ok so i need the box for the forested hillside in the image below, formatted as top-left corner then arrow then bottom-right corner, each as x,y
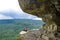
0,19 -> 44,40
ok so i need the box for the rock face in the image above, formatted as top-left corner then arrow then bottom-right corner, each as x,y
18,0 -> 60,32
18,0 -> 60,40
19,29 -> 60,40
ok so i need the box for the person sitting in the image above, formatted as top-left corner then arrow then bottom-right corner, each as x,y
23,27 -> 28,32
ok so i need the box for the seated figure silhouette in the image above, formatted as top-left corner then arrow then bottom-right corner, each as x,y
23,26 -> 28,32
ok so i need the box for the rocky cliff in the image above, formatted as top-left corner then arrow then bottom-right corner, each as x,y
19,29 -> 60,40
18,0 -> 60,40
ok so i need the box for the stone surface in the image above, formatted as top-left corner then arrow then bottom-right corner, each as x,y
19,29 -> 60,40
18,0 -> 60,40
18,0 -> 60,32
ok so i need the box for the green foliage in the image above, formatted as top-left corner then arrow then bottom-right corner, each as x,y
0,19 -> 44,40
16,37 -> 21,40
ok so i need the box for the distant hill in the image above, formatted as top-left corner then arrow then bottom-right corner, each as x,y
0,19 -> 44,40
0,19 -> 14,24
0,19 -> 44,24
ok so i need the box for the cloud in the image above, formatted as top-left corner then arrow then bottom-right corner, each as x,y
0,0 -> 42,20
0,14 -> 13,19
0,0 -> 21,12
32,18 -> 42,20
0,10 -> 42,20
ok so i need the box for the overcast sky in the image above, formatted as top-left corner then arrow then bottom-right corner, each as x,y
0,0 -> 42,20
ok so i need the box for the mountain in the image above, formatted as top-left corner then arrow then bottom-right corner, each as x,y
0,19 -> 43,24
0,19 -> 44,40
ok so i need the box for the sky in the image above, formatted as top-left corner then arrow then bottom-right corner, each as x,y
0,0 -> 42,20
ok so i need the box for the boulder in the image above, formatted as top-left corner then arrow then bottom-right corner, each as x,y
19,29 -> 60,40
